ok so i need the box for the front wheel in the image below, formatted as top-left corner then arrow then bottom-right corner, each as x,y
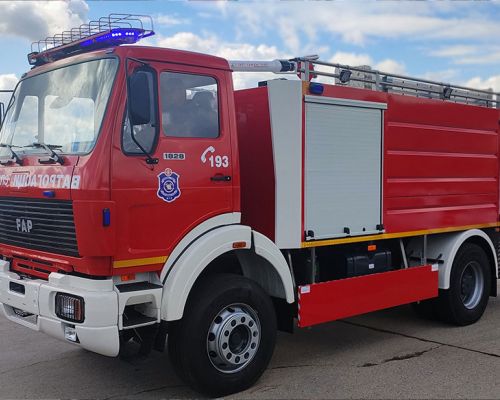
437,243 -> 491,326
168,274 -> 277,397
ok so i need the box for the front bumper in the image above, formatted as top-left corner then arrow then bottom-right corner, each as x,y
0,260 -> 119,357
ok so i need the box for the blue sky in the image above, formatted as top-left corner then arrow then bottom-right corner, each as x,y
0,0 -> 499,97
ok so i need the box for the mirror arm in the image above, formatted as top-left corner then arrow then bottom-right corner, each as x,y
125,58 -> 158,165
130,128 -> 159,165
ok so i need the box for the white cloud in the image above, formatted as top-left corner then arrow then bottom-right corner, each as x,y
422,69 -> 459,82
328,52 -> 406,74
0,0 -> 88,42
157,32 -> 285,61
0,74 -> 17,108
457,51 -> 500,65
156,32 -> 290,89
374,59 -> 406,75
156,14 -> 190,27
429,44 -> 500,65
466,75 -> 500,92
211,2 -> 500,48
0,74 -> 17,90
329,52 -> 373,67
429,45 -> 477,58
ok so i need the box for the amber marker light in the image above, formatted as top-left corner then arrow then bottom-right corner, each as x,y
121,273 -> 136,282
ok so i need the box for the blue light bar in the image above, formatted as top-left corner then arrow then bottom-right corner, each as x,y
28,14 -> 155,67
81,28 -> 151,48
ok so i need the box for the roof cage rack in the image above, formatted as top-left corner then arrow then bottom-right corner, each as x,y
293,57 -> 499,109
28,13 -> 155,67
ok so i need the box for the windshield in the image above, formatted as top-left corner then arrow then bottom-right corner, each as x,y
0,58 -> 118,157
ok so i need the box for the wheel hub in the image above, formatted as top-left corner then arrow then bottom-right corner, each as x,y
459,261 -> 484,310
207,304 -> 260,374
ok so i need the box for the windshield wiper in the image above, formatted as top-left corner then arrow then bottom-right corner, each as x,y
28,142 -> 64,165
0,143 -> 23,166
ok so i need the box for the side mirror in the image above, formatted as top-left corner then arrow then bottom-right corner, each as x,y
127,71 -> 152,126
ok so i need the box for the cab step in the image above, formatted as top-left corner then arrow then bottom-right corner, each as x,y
115,281 -> 163,330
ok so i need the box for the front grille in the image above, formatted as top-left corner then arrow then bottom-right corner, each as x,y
0,197 -> 79,257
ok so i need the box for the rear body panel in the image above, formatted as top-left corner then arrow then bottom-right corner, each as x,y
235,81 -> 500,248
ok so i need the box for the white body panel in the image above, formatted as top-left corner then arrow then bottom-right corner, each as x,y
161,225 -> 252,321
251,230 -> 295,302
161,224 -> 295,321
304,96 -> 386,240
0,260 -> 119,357
160,212 -> 241,282
267,80 -> 303,249
406,229 -> 498,289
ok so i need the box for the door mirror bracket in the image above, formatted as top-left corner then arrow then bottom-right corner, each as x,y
125,59 -> 159,165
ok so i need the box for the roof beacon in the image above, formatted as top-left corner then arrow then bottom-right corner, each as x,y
27,14 -> 154,67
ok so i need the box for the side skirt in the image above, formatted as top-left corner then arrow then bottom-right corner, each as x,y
297,265 -> 438,327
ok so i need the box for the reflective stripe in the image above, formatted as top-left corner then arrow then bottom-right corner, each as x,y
113,256 -> 168,269
301,222 -> 500,248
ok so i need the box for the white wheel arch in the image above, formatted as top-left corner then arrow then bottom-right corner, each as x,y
406,229 -> 498,290
160,214 -> 295,321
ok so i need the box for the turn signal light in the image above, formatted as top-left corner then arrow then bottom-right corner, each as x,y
121,273 -> 136,282
55,293 -> 85,323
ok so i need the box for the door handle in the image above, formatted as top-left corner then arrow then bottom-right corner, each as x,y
211,174 -> 232,182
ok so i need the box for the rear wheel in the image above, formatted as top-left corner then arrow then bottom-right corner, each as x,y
437,243 -> 491,326
168,274 -> 277,397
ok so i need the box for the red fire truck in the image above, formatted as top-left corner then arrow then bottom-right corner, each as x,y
0,14 -> 499,396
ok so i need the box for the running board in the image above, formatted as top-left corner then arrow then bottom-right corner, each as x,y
297,265 -> 438,327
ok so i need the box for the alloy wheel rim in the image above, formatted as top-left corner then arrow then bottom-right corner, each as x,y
206,303 -> 261,374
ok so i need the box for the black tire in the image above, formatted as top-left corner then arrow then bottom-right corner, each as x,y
168,274 -> 277,397
411,298 -> 439,320
437,243 -> 491,326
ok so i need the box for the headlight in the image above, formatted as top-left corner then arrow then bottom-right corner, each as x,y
55,293 -> 85,323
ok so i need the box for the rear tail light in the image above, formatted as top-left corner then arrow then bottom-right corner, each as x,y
55,293 -> 85,323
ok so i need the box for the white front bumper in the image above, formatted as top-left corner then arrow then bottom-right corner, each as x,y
0,260 -> 119,357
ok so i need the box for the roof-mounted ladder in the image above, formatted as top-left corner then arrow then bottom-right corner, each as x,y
230,56 -> 499,109
296,57 -> 499,109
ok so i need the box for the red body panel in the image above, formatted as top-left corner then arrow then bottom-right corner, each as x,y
235,83 -> 500,242
109,53 -> 236,269
234,87 -> 275,240
298,265 -> 438,327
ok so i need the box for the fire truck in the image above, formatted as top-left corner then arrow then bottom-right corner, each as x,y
0,14 -> 499,396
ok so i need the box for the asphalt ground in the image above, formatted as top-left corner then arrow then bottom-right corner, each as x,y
1,283 -> 500,399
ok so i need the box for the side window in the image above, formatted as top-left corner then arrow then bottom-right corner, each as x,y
122,69 -> 158,154
160,72 -> 219,138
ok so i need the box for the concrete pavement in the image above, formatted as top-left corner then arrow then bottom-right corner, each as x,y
1,284 -> 499,399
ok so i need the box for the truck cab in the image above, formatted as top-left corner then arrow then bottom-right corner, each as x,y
0,45 -> 237,277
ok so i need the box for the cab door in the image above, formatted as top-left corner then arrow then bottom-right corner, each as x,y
110,63 -> 234,270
